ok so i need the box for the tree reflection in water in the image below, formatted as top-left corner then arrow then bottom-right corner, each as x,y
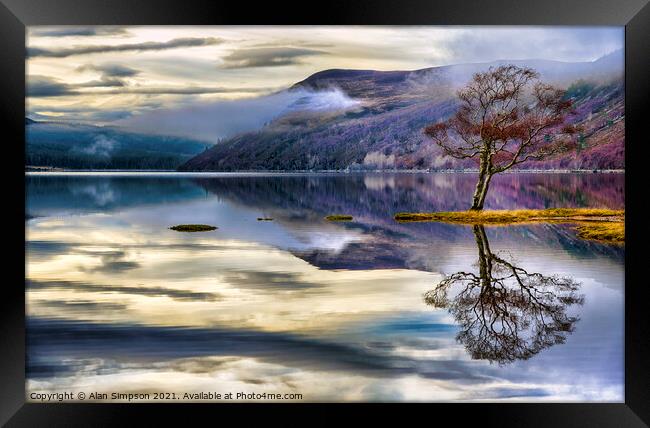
425,225 -> 584,364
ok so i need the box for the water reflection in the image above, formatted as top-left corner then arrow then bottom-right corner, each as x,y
27,172 -> 625,216
425,225 -> 584,364
25,173 -> 624,402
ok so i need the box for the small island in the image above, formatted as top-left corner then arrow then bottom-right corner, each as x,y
169,224 -> 218,232
325,215 -> 354,222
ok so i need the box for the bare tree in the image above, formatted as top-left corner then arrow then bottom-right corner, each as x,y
425,65 -> 575,210
424,225 -> 584,364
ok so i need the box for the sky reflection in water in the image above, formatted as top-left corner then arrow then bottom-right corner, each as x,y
25,173 -> 624,402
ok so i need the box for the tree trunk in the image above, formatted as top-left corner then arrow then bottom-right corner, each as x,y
475,172 -> 493,210
471,161 -> 487,211
470,160 -> 493,211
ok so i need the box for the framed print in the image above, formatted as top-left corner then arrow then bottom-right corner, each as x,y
1,0 -> 649,425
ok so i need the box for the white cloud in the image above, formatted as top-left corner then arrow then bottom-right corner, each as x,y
27,26 -> 623,126
117,88 -> 360,142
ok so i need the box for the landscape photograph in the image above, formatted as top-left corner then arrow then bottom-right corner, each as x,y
25,26 -> 624,402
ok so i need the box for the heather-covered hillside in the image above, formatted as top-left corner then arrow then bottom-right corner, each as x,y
180,51 -> 624,171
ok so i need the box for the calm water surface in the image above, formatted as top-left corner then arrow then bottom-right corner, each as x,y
25,172 -> 624,402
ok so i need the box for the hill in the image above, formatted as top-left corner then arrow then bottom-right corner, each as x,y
180,51 -> 624,171
27,121 -> 211,170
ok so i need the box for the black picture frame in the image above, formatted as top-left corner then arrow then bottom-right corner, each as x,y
2,0 -> 648,425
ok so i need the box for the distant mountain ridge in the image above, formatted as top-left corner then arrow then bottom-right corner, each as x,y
291,50 -> 623,98
27,120 -> 210,170
180,51 -> 624,171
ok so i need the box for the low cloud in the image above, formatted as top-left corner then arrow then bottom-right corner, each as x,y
118,87 -> 360,142
28,37 -> 223,58
287,88 -> 361,111
75,135 -> 119,159
220,47 -> 325,69
444,27 -> 624,64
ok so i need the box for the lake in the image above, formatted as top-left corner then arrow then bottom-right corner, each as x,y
25,172 -> 624,402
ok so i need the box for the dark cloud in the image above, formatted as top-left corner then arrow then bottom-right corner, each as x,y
23,318 -> 442,378
27,74 -> 270,97
79,250 -> 141,274
26,279 -> 221,302
250,40 -> 335,49
30,27 -> 130,38
26,241 -> 259,259
73,63 -> 141,88
26,241 -> 76,259
28,37 -> 223,58
221,270 -> 325,293
77,78 -> 127,88
241,378 -> 266,385
37,300 -> 128,311
26,311 -> 620,398
27,75 -> 77,97
25,243 -> 140,277
99,86 -> 273,95
24,316 -> 503,389
77,64 -> 141,78
221,47 -> 325,69
75,110 -> 134,122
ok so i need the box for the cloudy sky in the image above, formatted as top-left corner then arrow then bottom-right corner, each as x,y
26,26 -> 623,125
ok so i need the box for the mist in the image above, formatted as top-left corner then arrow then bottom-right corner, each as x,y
76,135 -> 118,158
117,88 -> 360,143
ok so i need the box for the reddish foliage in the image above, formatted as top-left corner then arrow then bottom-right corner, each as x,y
426,65 -> 574,172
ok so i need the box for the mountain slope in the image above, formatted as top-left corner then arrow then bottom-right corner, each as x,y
180,52 -> 624,172
27,121 -> 211,170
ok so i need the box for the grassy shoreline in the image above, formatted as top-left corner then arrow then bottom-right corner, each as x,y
394,208 -> 624,244
394,208 -> 624,224
575,223 -> 624,244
